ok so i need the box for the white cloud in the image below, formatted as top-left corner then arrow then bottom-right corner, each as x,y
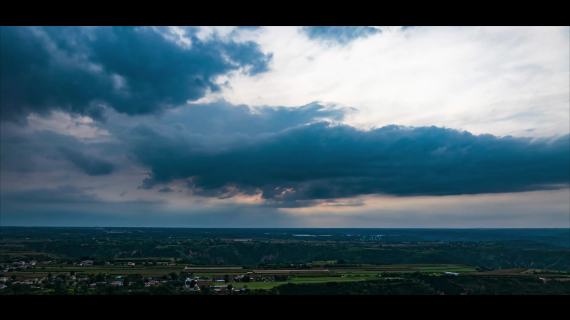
194,26 -> 239,42
216,26 -> 569,137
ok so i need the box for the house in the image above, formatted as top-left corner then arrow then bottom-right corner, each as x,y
110,280 -> 124,287
16,279 -> 36,285
211,285 -> 228,293
196,279 -> 210,287
234,274 -> 251,282
79,260 -> 94,267
144,280 -> 161,287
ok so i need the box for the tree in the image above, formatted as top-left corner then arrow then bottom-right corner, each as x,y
95,273 -> 105,282
200,285 -> 210,294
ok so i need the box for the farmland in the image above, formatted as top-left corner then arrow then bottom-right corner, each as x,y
1,227 -> 569,295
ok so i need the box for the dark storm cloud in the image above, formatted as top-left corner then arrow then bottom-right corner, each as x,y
1,186 -> 168,227
2,99 -> 568,207
0,124 -> 119,176
0,186 -> 101,204
1,193 -> 293,227
303,26 -> 380,44
125,104 -> 570,204
0,27 -> 271,120
158,187 -> 174,193
59,147 -> 114,176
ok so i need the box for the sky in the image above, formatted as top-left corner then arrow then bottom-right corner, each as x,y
1,26 -> 569,228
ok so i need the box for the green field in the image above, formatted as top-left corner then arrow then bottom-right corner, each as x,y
5,263 -> 479,292
230,264 -> 477,290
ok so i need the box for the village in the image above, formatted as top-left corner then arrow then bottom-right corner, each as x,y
0,258 -> 304,294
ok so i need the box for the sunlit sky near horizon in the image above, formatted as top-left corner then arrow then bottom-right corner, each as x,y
1,26 -> 569,227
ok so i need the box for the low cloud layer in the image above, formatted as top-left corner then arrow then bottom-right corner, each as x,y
59,147 -> 115,176
128,103 -> 570,204
3,101 -> 567,208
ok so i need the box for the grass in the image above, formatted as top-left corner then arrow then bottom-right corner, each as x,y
232,265 -> 476,291
233,281 -> 288,290
334,264 -> 477,274
232,274 -> 379,290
